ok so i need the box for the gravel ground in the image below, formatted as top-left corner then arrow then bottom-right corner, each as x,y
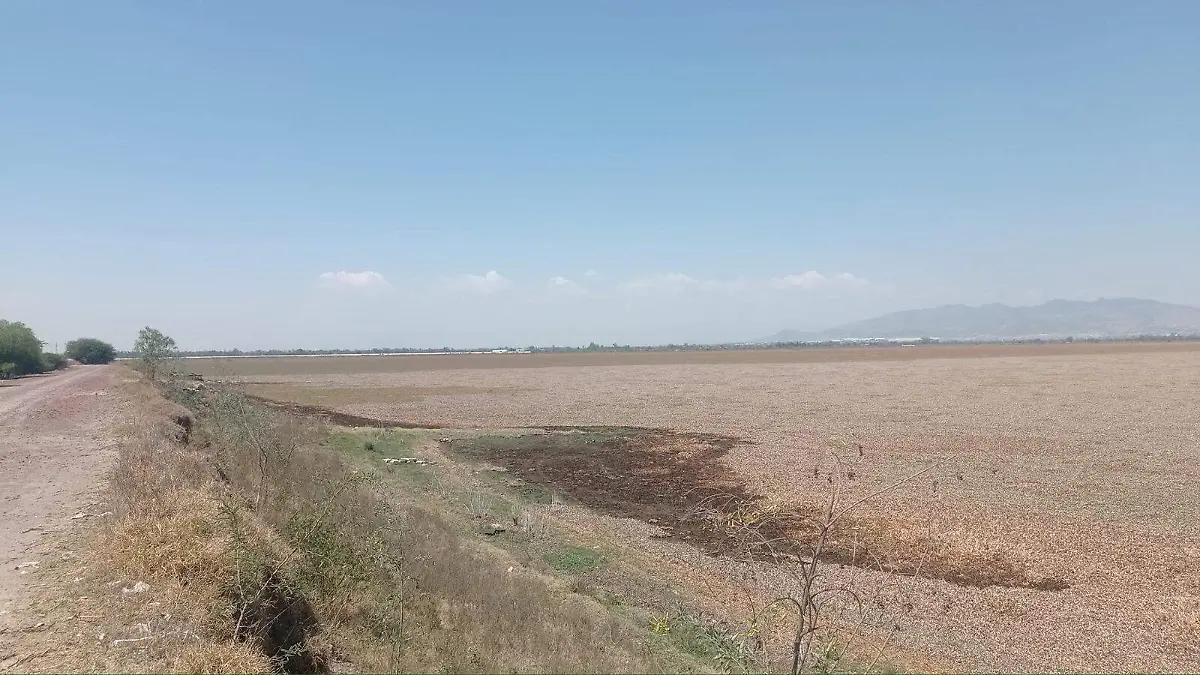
0,366 -> 123,641
209,348 -> 1200,672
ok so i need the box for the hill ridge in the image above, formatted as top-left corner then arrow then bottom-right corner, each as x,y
765,297 -> 1200,342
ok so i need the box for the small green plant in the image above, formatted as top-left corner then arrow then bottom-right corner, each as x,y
649,614 -> 672,634
651,609 -> 763,673
0,362 -> 18,380
547,546 -> 601,573
328,430 -> 416,459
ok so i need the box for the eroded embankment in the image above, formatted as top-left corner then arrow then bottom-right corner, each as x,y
245,394 -> 450,429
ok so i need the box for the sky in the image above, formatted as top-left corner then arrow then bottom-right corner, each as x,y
2,1 -> 1198,350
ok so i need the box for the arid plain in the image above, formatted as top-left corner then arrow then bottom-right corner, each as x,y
191,343 -> 1200,672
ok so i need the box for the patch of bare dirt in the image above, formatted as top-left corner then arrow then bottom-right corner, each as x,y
0,366 -> 125,670
185,341 -> 1200,378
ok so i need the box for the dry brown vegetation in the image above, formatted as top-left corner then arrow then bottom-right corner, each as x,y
28,373 -> 721,674
189,342 -> 1200,672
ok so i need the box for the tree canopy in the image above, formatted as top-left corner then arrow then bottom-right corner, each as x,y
0,320 -> 47,378
134,326 -> 177,379
65,337 -> 117,365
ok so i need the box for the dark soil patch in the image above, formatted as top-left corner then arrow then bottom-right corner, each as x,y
448,429 -> 1068,591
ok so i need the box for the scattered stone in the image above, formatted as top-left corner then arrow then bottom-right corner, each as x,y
121,581 -> 150,594
487,466 -> 508,473
383,457 -> 436,466
15,561 -> 38,571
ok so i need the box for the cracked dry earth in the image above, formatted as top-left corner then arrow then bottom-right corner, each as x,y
0,366 -> 122,654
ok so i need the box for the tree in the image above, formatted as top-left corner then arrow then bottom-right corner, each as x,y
134,326 -> 177,379
65,337 -> 116,365
0,320 -> 47,378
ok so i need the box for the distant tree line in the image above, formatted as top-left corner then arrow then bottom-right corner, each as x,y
0,319 -> 116,379
111,331 -> 1200,360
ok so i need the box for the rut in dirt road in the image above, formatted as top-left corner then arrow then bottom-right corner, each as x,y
0,366 -> 124,625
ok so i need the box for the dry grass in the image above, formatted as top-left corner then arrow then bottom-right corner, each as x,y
51,372 -> 717,674
175,642 -> 272,674
200,344 -> 1200,672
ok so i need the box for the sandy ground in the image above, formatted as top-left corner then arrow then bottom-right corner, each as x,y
0,366 -> 122,633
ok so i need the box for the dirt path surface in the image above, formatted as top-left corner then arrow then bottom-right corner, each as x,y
0,366 -> 122,627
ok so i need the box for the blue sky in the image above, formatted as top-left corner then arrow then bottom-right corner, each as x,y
2,1 -> 1198,349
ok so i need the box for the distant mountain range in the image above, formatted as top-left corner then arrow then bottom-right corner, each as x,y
763,298 -> 1200,342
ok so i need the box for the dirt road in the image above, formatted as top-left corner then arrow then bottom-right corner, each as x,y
0,366 -> 122,626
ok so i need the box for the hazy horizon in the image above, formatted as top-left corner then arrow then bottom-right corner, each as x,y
97,296 -> 1200,352
4,2 -> 1199,350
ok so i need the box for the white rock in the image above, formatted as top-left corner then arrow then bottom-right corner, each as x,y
122,581 -> 150,594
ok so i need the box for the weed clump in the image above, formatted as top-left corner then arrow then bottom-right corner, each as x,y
548,546 -> 602,573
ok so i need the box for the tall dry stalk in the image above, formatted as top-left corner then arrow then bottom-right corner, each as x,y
695,450 -> 938,674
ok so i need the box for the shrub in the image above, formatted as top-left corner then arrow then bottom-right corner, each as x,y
64,337 -> 116,365
0,362 -> 18,380
42,352 -> 68,371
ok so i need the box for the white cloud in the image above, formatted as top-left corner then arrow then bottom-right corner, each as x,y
770,270 -> 868,291
832,272 -> 869,287
547,276 -> 586,295
317,270 -> 391,290
584,269 -> 599,278
448,270 -> 513,295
